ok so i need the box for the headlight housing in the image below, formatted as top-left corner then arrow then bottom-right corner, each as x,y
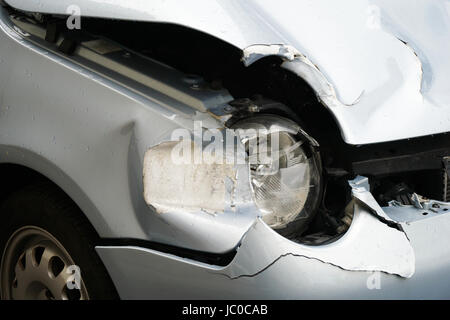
233,115 -> 322,237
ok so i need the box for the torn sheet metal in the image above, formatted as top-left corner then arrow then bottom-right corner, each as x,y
96,203 -> 450,298
280,52 -> 352,108
242,44 -> 299,67
96,189 -> 450,298
242,44 -> 352,112
243,39 -> 435,146
224,203 -> 415,279
348,176 -> 398,224
219,175 -> 415,279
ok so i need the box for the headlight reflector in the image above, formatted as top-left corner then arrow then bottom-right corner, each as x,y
233,115 -> 321,235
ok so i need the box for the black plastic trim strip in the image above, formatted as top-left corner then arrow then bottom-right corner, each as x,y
97,238 -> 237,267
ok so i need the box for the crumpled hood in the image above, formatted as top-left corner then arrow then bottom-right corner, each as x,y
6,0 -> 450,144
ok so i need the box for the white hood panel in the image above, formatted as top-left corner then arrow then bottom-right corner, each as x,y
6,0 -> 450,144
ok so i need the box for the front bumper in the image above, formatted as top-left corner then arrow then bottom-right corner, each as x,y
96,186 -> 450,299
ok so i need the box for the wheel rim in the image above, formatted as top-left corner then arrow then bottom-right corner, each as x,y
1,226 -> 89,300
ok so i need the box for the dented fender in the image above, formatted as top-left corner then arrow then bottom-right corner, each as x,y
222,176 -> 415,279
96,178 -> 450,298
142,139 -> 416,277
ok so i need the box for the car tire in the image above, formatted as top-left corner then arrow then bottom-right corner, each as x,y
0,182 -> 119,300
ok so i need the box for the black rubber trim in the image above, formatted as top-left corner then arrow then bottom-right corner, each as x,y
98,238 -> 237,267
58,36 -> 78,54
352,147 -> 450,176
346,132 -> 450,176
45,20 -> 63,43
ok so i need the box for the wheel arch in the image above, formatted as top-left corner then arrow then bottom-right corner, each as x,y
0,146 -> 108,240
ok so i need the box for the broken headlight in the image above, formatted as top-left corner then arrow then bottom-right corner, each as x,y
233,115 -> 322,237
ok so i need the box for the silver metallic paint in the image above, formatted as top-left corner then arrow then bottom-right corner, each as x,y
96,204 -> 450,299
0,7 -> 249,253
1,2 -> 450,299
5,0 -> 450,144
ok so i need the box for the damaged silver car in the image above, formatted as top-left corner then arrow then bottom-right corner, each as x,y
0,0 -> 449,300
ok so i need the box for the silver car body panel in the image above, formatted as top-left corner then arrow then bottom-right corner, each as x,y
1,2 -> 450,298
5,0 -> 450,144
0,9 -> 263,254
0,7 -> 250,253
96,201 -> 450,299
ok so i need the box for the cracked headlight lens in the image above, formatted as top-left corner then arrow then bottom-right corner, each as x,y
233,115 -> 321,236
